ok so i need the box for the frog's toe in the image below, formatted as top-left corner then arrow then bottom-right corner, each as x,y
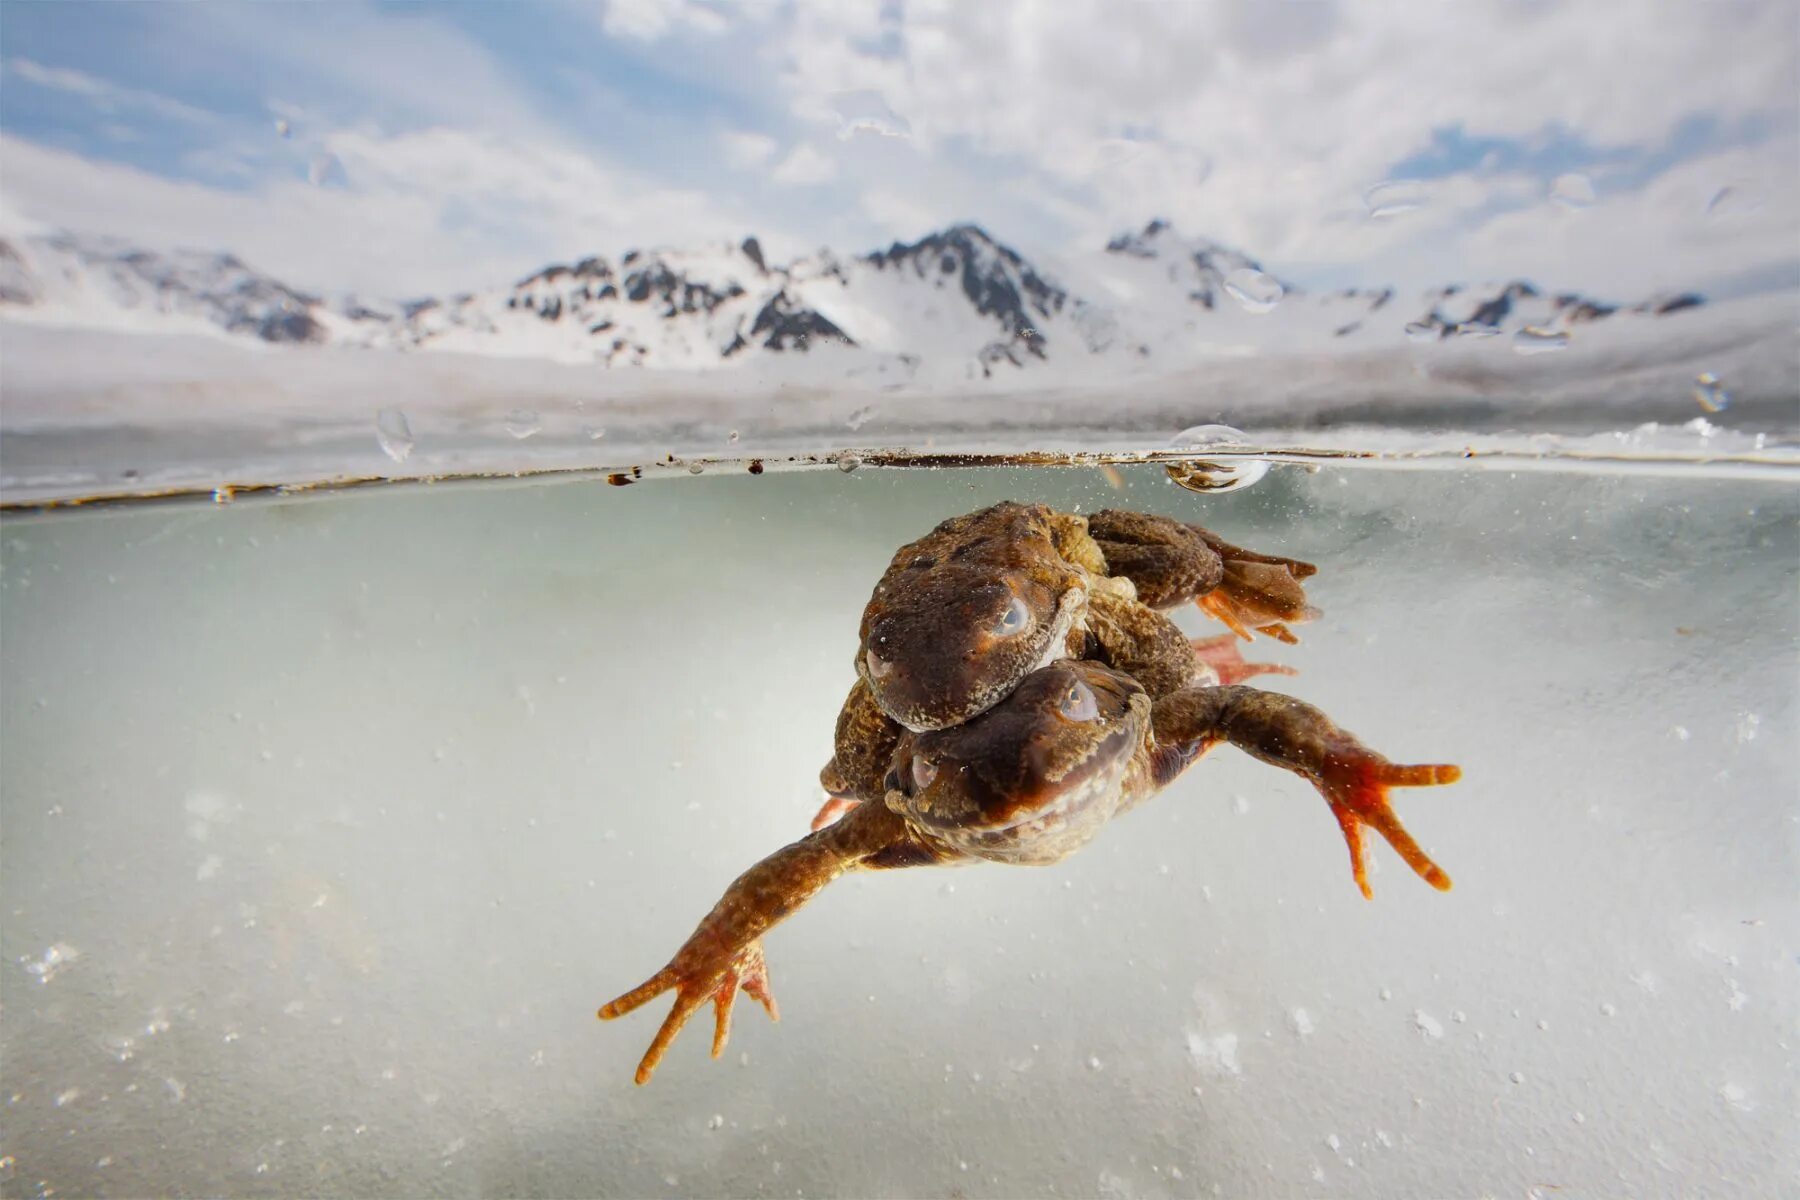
1319,754 -> 1460,900
1191,634 -> 1298,685
809,793 -> 862,832
709,941 -> 779,1058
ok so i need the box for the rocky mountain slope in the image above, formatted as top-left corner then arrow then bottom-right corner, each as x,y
0,221 -> 1706,379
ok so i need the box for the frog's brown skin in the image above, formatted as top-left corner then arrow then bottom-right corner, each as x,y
855,502 -> 1316,735
1084,508 -> 1322,644
599,661 -> 1460,1084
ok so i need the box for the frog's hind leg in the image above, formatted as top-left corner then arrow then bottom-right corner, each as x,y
1195,554 -> 1321,645
1149,685 -> 1458,899
1191,633 -> 1299,685
1085,509 -> 1225,610
1087,510 -> 1319,643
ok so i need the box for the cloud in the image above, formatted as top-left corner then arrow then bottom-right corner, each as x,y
758,0 -> 1798,286
770,142 -> 837,187
5,57 -> 218,126
0,0 -> 1793,301
599,0 -> 733,41
719,129 -> 778,168
0,130 -> 751,296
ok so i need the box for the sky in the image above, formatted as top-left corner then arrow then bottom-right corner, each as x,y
0,0 -> 1794,300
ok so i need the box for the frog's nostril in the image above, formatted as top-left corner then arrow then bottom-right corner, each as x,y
865,648 -> 894,680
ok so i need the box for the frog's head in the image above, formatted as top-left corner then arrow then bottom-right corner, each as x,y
883,661 -> 1149,865
858,561 -> 1087,733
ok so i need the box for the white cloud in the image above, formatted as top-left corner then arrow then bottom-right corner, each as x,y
719,129 -> 778,168
757,0 -> 1798,289
600,0 -> 733,41
0,131 -> 752,296
770,142 -> 837,187
5,58 -> 219,126
1,0 -> 1793,301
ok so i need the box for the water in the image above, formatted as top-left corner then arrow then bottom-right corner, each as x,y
2,461 -> 1795,1197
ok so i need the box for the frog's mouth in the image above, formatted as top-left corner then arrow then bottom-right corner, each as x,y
914,717 -> 1137,863
980,719 -> 1135,836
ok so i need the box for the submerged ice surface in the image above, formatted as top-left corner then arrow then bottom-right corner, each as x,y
0,464 -> 1795,1197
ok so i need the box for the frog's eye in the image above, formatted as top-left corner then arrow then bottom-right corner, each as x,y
1057,680 -> 1099,723
910,755 -> 939,792
865,648 -> 894,680
991,595 -> 1031,637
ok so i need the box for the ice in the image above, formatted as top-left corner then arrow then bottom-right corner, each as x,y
0,463 -> 1795,1196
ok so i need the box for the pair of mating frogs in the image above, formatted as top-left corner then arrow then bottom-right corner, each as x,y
601,503 -> 1459,1084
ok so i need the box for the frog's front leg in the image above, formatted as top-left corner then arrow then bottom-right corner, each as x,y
813,677 -> 906,830
1148,686 -> 1459,899
599,801 -> 933,1084
1087,510 -> 1319,643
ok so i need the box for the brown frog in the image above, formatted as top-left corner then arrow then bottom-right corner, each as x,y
599,660 -> 1459,1084
811,501 -> 1309,830
853,502 -> 1316,735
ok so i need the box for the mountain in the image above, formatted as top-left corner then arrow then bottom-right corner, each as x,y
0,221 -> 1706,377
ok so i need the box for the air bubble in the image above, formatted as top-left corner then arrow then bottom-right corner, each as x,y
1165,425 -> 1269,494
1513,327 -> 1569,355
837,452 -> 862,473
1222,268 -> 1283,314
1364,180 -> 1425,219
727,430 -> 740,444
375,408 -> 414,462
504,409 -> 542,439
688,462 -> 705,475
1403,321 -> 1438,344
23,942 -> 79,984
275,118 -> 292,139
585,426 -> 607,441
1692,372 -> 1729,413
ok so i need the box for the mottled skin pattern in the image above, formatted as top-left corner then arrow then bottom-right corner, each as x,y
814,502 -> 1305,826
599,661 -> 1460,1084
854,502 -> 1315,734
1084,508 -> 1321,644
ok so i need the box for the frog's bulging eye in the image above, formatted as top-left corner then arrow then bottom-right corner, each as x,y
992,595 -> 1030,637
1058,680 -> 1099,723
911,755 -> 938,792
865,648 -> 894,680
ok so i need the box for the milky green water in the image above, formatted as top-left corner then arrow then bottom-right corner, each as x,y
2,462 -> 1795,1198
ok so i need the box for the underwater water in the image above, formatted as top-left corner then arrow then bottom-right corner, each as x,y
1,461 -> 1795,1198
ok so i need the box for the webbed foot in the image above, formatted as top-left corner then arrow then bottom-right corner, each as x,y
1191,633 -> 1299,685
1195,556 -> 1321,643
1315,749 -> 1460,900
599,939 -> 780,1084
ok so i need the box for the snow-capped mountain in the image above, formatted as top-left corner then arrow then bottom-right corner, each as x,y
0,221 -> 1706,377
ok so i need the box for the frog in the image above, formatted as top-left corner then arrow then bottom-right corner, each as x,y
599,659 -> 1459,1084
854,502 -> 1317,736
809,501 -> 1308,831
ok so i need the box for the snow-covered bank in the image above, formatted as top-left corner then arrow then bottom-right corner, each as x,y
2,291 -> 1794,504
